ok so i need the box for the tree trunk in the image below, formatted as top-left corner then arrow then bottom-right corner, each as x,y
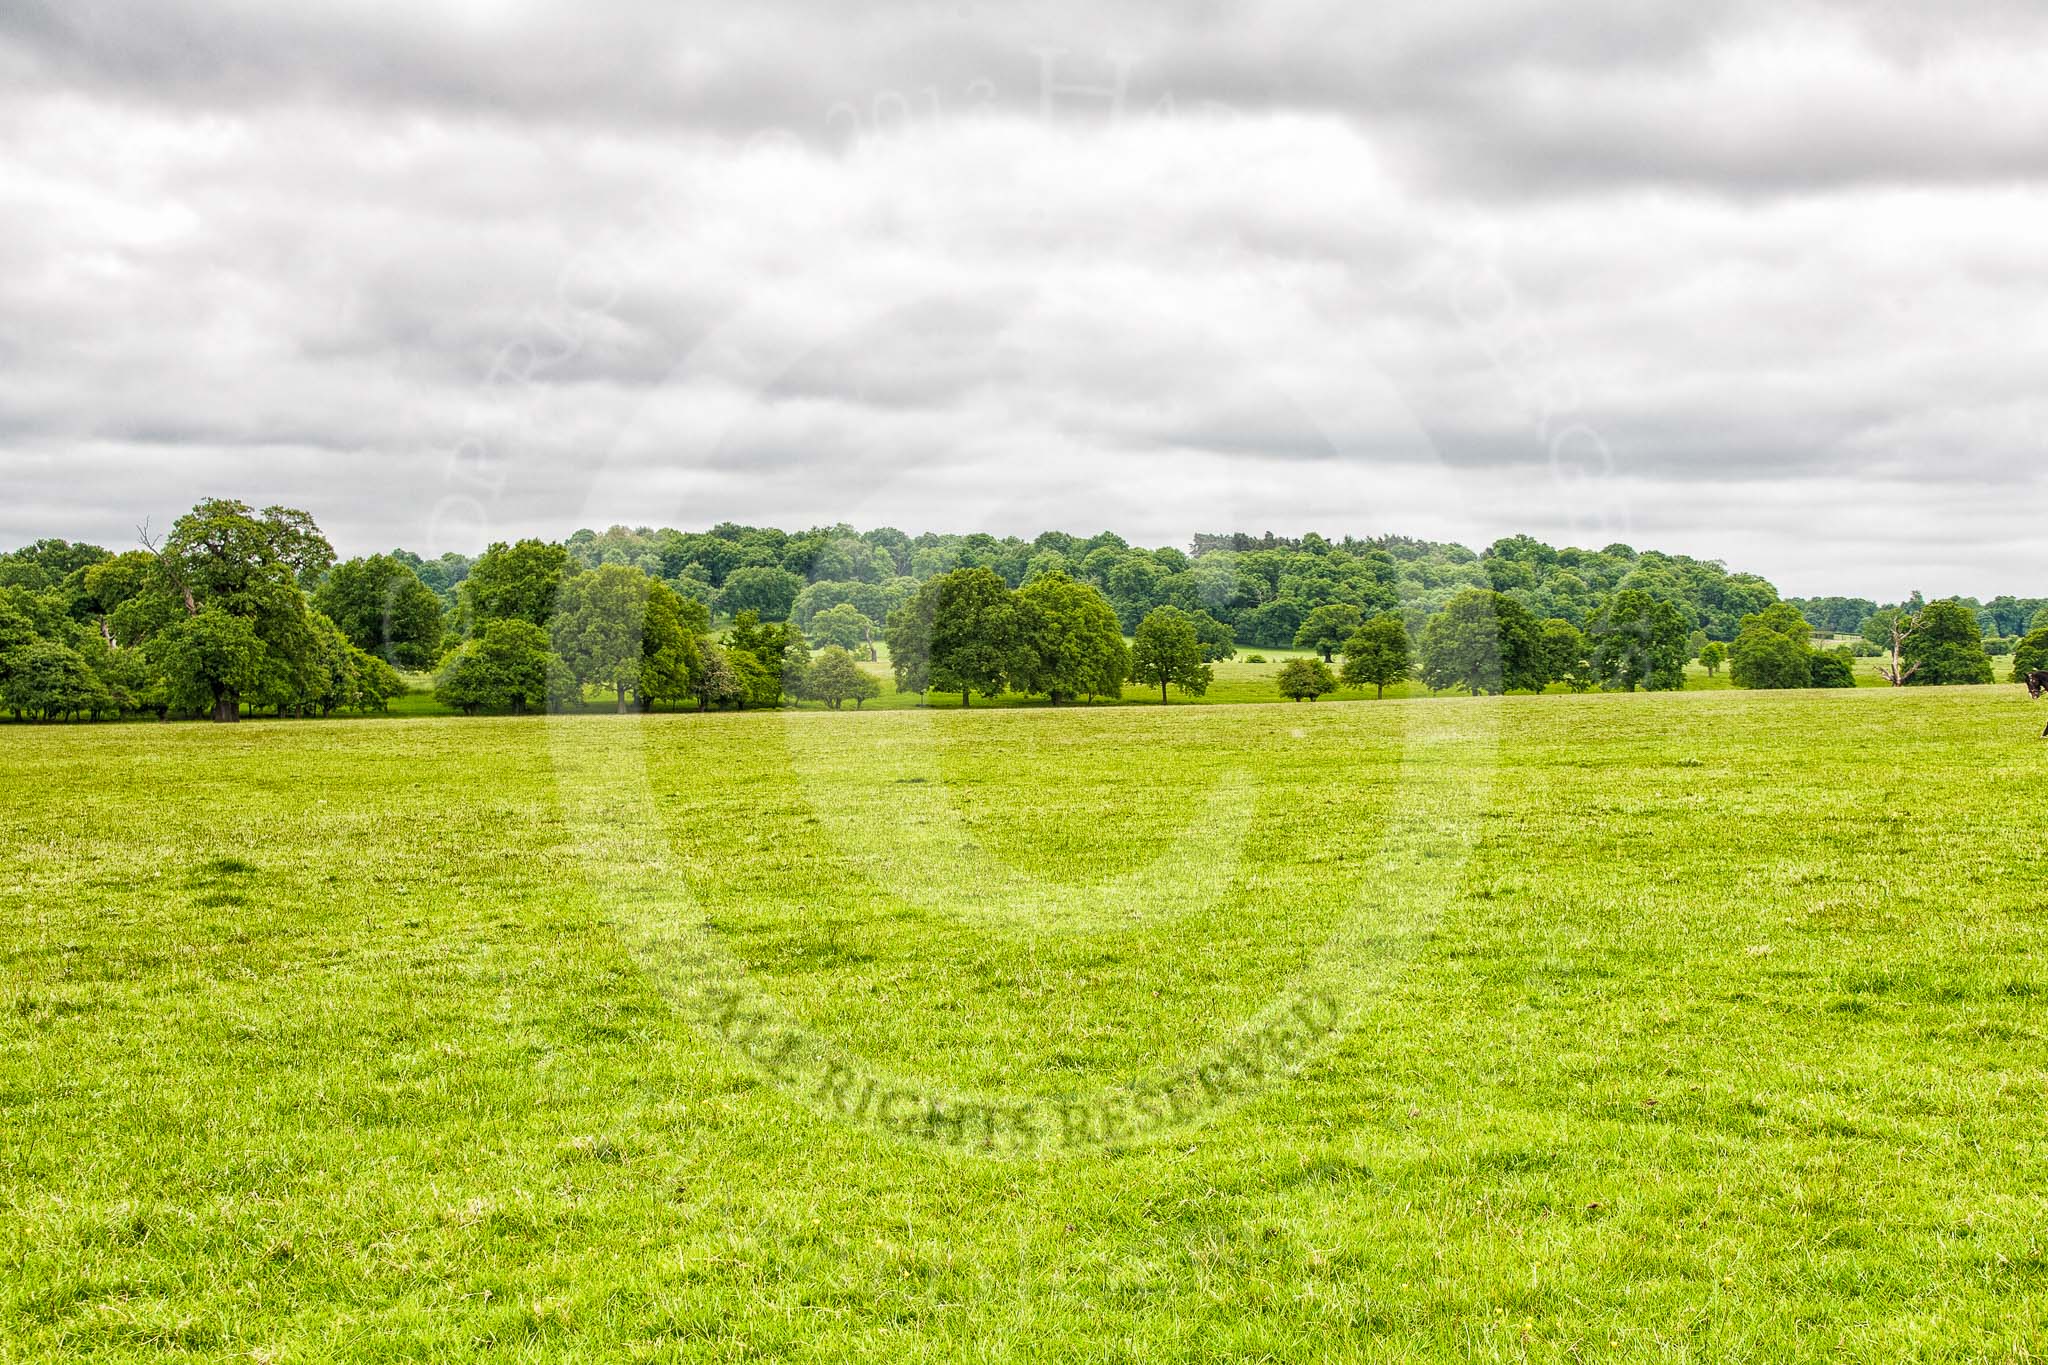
962,688 -> 970,708
211,688 -> 240,723
616,681 -> 627,714
1376,683 -> 1385,699
1160,680 -> 1168,704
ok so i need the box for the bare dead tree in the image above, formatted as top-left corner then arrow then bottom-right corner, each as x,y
137,518 -> 196,616
1873,609 -> 1922,686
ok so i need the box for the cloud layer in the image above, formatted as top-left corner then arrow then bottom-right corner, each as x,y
3,1 -> 2044,597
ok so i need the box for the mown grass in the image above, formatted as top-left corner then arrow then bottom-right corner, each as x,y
3,684 -> 2046,1359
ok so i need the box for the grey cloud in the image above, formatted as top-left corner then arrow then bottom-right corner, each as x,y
1,2 -> 2044,602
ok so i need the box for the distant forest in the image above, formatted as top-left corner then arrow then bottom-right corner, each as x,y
390,522 -> 2040,649
0,505 -> 2038,721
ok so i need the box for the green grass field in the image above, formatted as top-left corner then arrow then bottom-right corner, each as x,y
5,685 -> 2048,1359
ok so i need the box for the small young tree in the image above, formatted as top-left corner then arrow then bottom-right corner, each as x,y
691,644 -> 745,710
1808,648 -> 1857,688
804,645 -> 880,709
1699,641 -> 1727,677
1339,613 -> 1412,698
1128,606 -> 1211,703
1277,656 -> 1337,701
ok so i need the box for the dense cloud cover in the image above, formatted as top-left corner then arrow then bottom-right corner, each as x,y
3,1 -> 2044,597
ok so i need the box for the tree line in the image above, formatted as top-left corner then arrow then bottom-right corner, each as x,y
1254,588 -> 2007,700
0,501 -> 2030,720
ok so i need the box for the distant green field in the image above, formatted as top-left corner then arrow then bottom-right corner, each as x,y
4,684 -> 2047,1359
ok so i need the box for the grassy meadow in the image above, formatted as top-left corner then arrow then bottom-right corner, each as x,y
4,684 -> 2048,1359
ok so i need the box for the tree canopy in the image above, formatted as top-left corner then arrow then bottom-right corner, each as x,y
1729,603 -> 1814,690
1589,589 -> 1690,691
1129,607 -> 1212,703
1277,657 -> 1337,701
1901,600 -> 1994,686
1339,614 -> 1413,698
314,553 -> 446,668
1419,590 -> 1543,695
1014,571 -> 1129,703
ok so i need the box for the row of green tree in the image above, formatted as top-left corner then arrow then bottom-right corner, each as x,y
3,503 -> 2035,720
1257,592 -> 2016,701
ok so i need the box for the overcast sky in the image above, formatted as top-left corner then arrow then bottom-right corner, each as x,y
4,2 -> 2045,599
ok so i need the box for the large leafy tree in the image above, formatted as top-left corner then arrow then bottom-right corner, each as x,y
1589,589 -> 1691,691
1128,606 -> 1212,703
84,551 -> 174,650
280,613 -> 403,716
156,606 -> 267,720
725,611 -> 809,707
1418,590 -> 1543,695
1014,570 -> 1128,703
1537,618 -> 1594,691
930,568 -> 1022,707
637,580 -> 706,710
142,499 -> 334,721
314,554 -> 446,668
1901,599 -> 1994,686
1188,608 -> 1236,662
554,564 -> 661,712
151,499 -> 335,611
460,539 -> 574,630
1340,613 -> 1413,698
1293,604 -> 1364,663
434,618 -> 571,714
1729,603 -> 1814,690
884,580 -> 938,701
